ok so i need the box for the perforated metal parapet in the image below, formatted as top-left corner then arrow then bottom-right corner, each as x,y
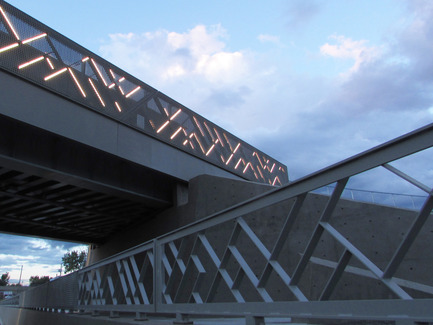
0,1 -> 288,186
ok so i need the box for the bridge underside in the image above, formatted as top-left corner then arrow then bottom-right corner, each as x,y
0,113 -> 179,243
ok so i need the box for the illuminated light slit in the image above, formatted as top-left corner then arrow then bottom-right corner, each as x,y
125,86 -> 141,98
157,120 -> 169,133
235,158 -> 243,170
170,127 -> 183,140
226,153 -> 234,165
163,107 -> 169,116
22,33 -> 47,44
257,166 -> 265,180
149,120 -> 155,129
220,155 -> 225,163
118,86 -> 125,95
270,163 -> 276,173
189,133 -> 194,139
203,122 -> 215,141
279,166 -> 286,173
272,177 -> 282,186
118,77 -> 125,82
109,69 -> 116,79
114,101 -> 122,112
193,134 -> 205,153
88,78 -> 105,107
0,6 -> 20,40
223,133 -> 234,151
81,57 -> 89,62
182,129 -> 188,136
46,57 -> 54,69
214,128 -> 224,147
91,58 -> 108,86
193,116 -> 205,136
0,42 -> 18,53
189,141 -> 195,149
233,143 -> 241,153
68,68 -> 86,97
243,162 -> 252,174
170,109 -> 182,120
253,152 -> 264,168
18,56 -> 44,69
108,83 -> 116,89
206,144 -> 215,156
183,139 -> 188,146
44,67 -> 67,81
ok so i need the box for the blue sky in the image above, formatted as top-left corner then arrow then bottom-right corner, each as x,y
1,0 -> 433,284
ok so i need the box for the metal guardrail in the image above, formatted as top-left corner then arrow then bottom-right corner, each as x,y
0,0 -> 287,186
19,273 -> 78,311
18,123 -> 433,324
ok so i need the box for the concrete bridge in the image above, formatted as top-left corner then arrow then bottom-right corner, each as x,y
1,1 -> 433,324
0,0 -> 287,244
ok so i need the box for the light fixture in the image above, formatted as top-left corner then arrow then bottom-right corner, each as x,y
44,67 -> 67,81
68,68 -> 86,97
18,56 -> 44,69
22,33 -> 47,44
0,6 -> 20,40
88,78 -> 105,107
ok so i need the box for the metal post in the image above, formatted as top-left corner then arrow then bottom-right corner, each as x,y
154,239 -> 162,313
245,316 -> 265,325
109,310 -> 119,318
135,312 -> 149,321
173,313 -> 193,324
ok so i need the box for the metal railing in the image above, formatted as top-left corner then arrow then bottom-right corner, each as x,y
0,0 -> 287,186
17,123 -> 433,324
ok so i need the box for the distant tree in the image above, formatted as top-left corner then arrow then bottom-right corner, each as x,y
0,272 -> 10,286
62,250 -> 87,274
29,276 -> 51,286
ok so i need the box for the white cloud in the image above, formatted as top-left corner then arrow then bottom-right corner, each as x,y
320,35 -> 383,73
258,34 -> 281,45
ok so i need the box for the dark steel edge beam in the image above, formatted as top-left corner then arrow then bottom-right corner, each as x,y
0,153 -> 171,207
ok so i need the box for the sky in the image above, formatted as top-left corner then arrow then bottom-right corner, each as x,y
1,0 -> 433,284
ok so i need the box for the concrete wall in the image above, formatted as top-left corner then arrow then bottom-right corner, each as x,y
88,174 -> 432,301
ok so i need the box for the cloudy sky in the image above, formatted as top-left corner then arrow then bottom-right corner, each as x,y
1,0 -> 432,284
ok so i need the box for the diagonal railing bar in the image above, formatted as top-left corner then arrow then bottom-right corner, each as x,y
270,193 -> 307,260
204,224 -> 246,303
309,255 -> 433,295
189,255 -> 206,303
130,255 -> 151,305
172,236 -> 202,303
382,163 -> 432,194
116,260 -> 132,305
121,259 -> 140,305
228,244 -> 273,302
320,222 -> 412,300
382,194 -> 433,279
319,249 -> 352,301
290,178 -> 348,286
